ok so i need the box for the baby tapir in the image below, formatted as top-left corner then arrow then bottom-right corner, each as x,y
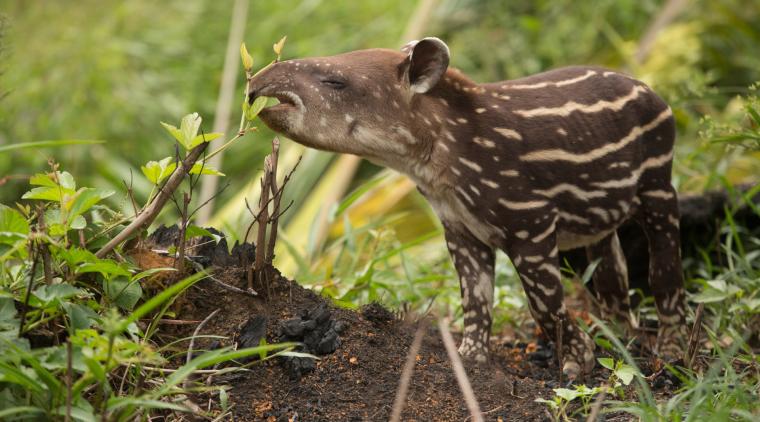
247,37 -> 688,378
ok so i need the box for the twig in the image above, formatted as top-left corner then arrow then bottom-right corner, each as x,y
176,191 -> 192,272
18,245 -> 38,336
252,155 -> 272,292
184,309 -> 221,390
686,303 -> 705,370
95,142 -> 208,258
265,138 -> 281,264
390,323 -> 426,422
37,206 -> 53,285
585,384 -> 608,422
437,318 -> 483,422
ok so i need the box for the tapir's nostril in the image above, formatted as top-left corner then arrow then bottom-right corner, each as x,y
247,89 -> 258,105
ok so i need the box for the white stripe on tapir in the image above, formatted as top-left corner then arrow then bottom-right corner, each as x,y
514,84 -> 648,118
533,183 -> 607,201
591,150 -> 674,189
505,69 -> 597,90
521,108 -> 672,163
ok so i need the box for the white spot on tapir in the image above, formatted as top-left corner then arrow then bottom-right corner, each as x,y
458,157 -> 483,172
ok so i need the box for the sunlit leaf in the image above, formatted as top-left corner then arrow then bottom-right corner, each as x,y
189,162 -> 225,176
597,357 -> 615,370
273,35 -> 287,59
246,96 -> 272,121
0,206 -> 29,245
160,122 -> 184,145
179,112 -> 202,150
189,132 -> 224,149
141,157 -> 177,185
240,42 -> 253,71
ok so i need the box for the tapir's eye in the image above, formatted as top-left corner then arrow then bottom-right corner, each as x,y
320,79 -> 347,90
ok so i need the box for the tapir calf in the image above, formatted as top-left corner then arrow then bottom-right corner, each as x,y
247,37 -> 688,378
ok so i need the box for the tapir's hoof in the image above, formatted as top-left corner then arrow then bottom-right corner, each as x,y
562,331 -> 596,380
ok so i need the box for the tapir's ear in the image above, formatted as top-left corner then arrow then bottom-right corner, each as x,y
401,37 -> 450,94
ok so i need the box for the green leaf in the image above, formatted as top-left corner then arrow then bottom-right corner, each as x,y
141,157 -> 177,185
161,344 -> 297,393
184,225 -> 221,242
273,36 -> 287,59
112,271 -> 206,335
597,357 -> 615,370
32,284 -> 86,306
103,277 -> 143,311
189,162 -> 225,176
67,188 -> 114,219
29,173 -> 59,187
0,406 -> 46,419
534,398 -> 559,409
553,387 -> 581,402
179,113 -> 202,150
0,206 -> 30,245
160,122 -> 185,145
132,267 -> 176,282
240,42 -> 253,71
51,404 -> 97,422
189,132 -> 223,149
246,96 -> 271,121
78,260 -> 131,278
594,337 -> 613,351
56,247 -> 98,268
580,258 -> 602,285
106,397 -> 189,413
58,172 -> 76,190
614,364 -> 640,386
63,302 -> 98,330
22,186 -> 74,202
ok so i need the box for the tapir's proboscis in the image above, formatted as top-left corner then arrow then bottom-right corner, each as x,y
247,37 -> 687,379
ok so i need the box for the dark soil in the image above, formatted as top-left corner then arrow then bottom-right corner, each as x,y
146,226 -> 682,421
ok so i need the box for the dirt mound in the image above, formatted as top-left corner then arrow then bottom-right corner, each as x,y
175,270 -> 560,421
147,227 -> 669,421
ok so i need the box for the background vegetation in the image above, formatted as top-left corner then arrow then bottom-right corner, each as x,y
1,0 -> 759,420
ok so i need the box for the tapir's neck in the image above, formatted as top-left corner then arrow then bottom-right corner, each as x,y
396,71 -> 490,193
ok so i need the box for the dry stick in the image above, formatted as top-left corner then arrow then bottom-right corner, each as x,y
184,309 -> 221,390
389,323 -> 426,422
686,303 -> 705,370
95,142 -> 208,258
176,191 -> 192,272
437,318 -> 484,422
18,246 -> 38,336
253,156 -> 273,292
265,138 -> 281,264
584,384 -> 608,422
36,207 -> 53,285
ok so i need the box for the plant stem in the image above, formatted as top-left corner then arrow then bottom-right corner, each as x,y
95,142 -> 208,258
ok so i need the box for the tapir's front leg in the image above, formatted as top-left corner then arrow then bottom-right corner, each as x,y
443,223 -> 495,363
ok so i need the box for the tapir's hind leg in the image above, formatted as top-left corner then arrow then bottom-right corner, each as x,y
585,232 -> 637,332
634,173 -> 688,359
